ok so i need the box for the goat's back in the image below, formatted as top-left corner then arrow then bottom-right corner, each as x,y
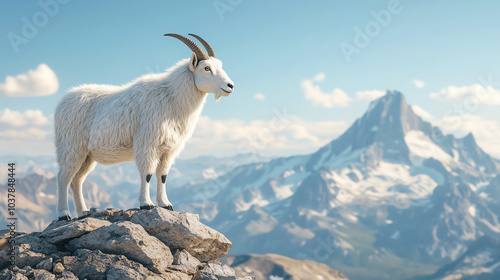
54,85 -> 120,156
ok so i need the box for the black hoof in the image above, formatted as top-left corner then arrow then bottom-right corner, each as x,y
140,205 -> 155,210
58,214 -> 72,221
161,205 -> 174,211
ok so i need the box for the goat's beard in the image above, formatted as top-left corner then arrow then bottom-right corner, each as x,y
215,93 -> 223,101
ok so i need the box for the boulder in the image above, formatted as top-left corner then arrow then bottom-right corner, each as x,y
31,269 -> 55,280
171,249 -> 201,275
9,272 -> 29,280
66,221 -> 173,273
59,270 -> 79,279
63,249 -> 156,280
52,262 -> 64,274
41,217 -> 111,244
13,233 -> 60,257
106,264 -> 191,280
35,257 -> 53,271
193,260 -> 236,280
0,244 -> 46,270
131,208 -> 231,261
106,264 -> 148,280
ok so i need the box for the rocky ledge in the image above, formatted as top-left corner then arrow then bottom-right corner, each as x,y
0,207 -> 254,280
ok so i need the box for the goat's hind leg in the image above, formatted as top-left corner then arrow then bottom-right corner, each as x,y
57,151 -> 88,221
71,155 -> 96,218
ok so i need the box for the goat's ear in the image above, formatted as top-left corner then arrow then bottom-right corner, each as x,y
189,53 -> 198,72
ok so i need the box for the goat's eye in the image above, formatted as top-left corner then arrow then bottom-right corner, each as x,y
204,67 -> 210,71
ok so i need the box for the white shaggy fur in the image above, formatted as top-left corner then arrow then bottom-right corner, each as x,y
55,54 -> 233,219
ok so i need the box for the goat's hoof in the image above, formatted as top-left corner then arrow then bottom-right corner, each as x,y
161,205 -> 174,211
140,205 -> 155,210
58,214 -> 72,221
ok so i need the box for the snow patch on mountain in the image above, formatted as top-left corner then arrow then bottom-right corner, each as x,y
405,130 -> 454,165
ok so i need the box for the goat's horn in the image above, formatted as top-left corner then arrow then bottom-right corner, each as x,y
164,33 -> 209,61
188,33 -> 216,58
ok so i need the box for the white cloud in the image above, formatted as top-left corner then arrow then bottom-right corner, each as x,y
254,93 -> 265,100
0,64 -> 59,97
411,105 -> 433,121
430,84 -> 500,104
356,90 -> 386,101
312,72 -> 325,82
182,116 -> 348,158
0,128 -> 51,140
301,74 -> 352,108
0,109 -> 53,156
0,109 -> 51,127
412,80 -> 425,88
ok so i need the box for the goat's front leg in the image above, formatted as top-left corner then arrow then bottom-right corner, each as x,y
156,155 -> 173,211
135,148 -> 159,210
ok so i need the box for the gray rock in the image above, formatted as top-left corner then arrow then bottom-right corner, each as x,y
42,219 -> 74,233
66,221 -> 173,273
165,271 -> 193,280
131,208 -> 231,261
20,267 -> 54,280
106,264 -> 147,280
10,272 -> 29,280
14,233 -> 60,257
64,249 -> 190,280
193,260 -> 236,280
236,277 -> 255,280
41,217 -> 111,244
0,247 -> 11,269
0,229 -> 23,238
83,207 -> 142,223
0,244 -> 46,270
107,208 -> 140,223
0,268 -> 10,280
0,267 -> 30,280
59,270 -> 79,280
63,249 -> 154,280
32,269 -> 55,280
52,262 -> 64,274
170,249 -> 201,275
106,264 -> 190,280
35,258 -> 53,271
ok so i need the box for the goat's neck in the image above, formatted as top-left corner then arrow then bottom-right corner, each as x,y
160,62 -> 208,122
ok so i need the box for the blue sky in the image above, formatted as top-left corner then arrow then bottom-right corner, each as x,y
1,0 -> 500,158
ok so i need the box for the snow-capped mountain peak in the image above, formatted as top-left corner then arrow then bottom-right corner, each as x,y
306,91 -> 497,176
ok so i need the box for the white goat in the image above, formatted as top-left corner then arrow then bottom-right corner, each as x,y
54,34 -> 234,220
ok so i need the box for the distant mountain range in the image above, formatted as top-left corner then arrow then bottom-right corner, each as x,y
2,91 -> 499,280
0,173 -> 111,232
412,236 -> 500,280
222,253 -> 349,280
